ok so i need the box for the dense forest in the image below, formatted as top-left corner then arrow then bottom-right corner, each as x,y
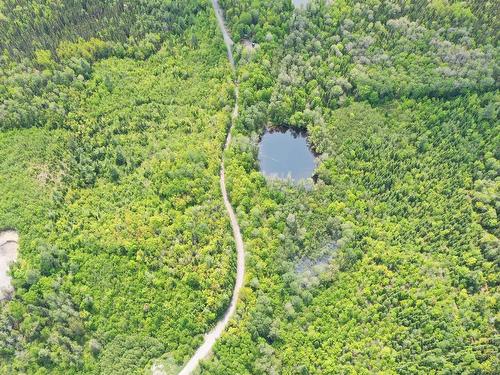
1,1 -> 238,373
200,0 -> 499,374
0,0 -> 498,374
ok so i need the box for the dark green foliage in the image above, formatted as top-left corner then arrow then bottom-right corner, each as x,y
98,335 -> 164,374
0,0 -> 207,58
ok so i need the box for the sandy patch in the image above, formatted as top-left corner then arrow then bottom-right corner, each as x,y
0,230 -> 19,299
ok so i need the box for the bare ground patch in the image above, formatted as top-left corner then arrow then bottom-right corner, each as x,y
0,230 -> 19,300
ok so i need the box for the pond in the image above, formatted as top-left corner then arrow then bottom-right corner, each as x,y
258,128 -> 316,182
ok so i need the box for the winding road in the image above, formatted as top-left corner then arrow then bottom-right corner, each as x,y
176,1 -> 244,374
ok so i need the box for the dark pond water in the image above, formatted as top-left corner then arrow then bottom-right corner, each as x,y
258,128 -> 316,181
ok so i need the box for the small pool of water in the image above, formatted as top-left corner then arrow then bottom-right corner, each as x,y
258,128 -> 316,181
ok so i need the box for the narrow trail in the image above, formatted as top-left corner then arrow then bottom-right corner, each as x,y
176,1 -> 243,374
